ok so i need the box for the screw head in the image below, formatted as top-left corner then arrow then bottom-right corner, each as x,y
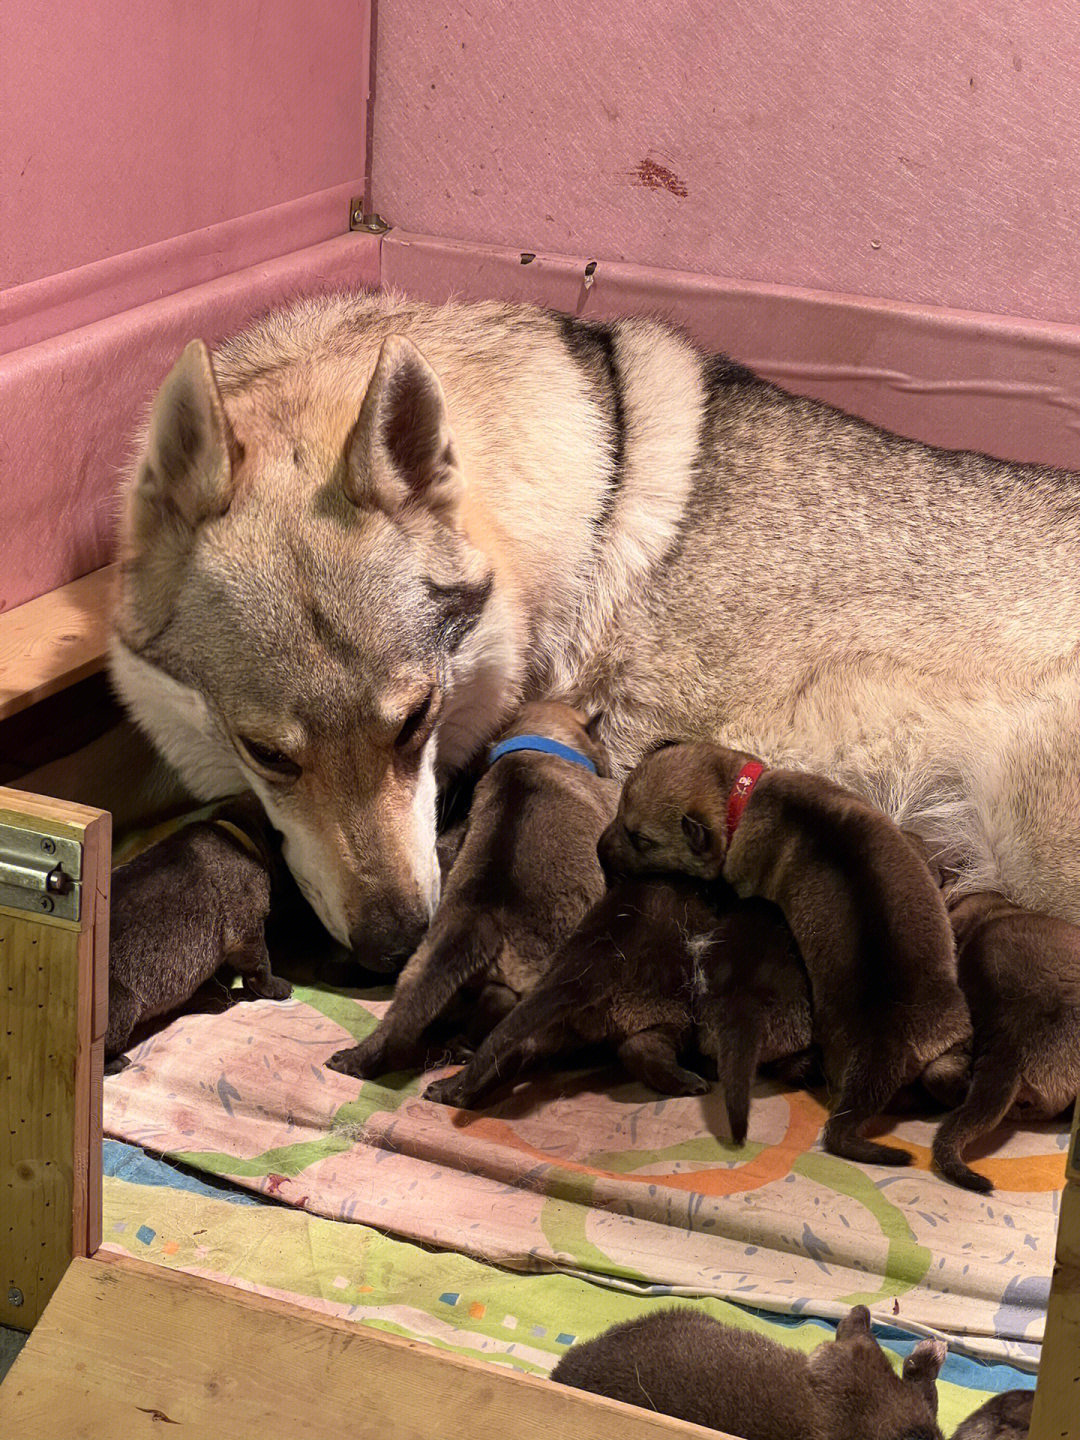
7,1286 -> 23,1307
40,838 -> 56,855
352,208 -> 363,225
38,895 -> 55,913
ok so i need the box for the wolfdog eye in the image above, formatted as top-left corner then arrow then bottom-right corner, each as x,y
238,736 -> 299,778
395,690 -> 435,749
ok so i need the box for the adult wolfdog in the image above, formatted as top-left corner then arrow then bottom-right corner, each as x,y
111,292 -> 1080,967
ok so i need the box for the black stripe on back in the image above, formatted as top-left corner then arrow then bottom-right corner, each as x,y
554,314 -> 627,533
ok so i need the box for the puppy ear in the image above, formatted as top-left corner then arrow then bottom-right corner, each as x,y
903,1339 -> 947,1415
681,813 -> 712,855
646,737 -> 680,757
835,1305 -> 873,1342
345,334 -> 462,525
903,1338 -> 947,1382
585,711 -> 605,742
119,339 -> 238,644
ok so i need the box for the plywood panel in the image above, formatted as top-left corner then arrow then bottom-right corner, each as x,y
0,1257 -> 720,1439
0,566 -> 114,720
384,232 -> 1080,473
1029,1106 -> 1080,1440
2,0 -> 371,289
0,789 -> 108,1328
372,0 -> 1080,326
0,233 -> 380,612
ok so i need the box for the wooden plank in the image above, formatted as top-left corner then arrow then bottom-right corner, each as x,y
0,1256 -> 721,1440
0,566 -> 115,721
1029,1103 -> 1080,1440
0,788 -> 109,1329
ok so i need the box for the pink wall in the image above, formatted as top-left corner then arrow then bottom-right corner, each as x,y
371,0 -> 1080,326
2,0 -> 370,289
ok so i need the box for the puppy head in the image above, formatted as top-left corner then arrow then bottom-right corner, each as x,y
809,1306 -> 944,1440
598,740 -> 739,882
500,701 -> 611,777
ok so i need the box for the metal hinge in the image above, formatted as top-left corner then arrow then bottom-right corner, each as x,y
349,196 -> 390,234
0,821 -> 82,921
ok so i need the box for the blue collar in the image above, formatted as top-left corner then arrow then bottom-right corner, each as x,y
487,733 -> 599,776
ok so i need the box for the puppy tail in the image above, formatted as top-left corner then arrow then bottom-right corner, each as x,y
932,1050 -> 1020,1194
716,1022 -> 762,1146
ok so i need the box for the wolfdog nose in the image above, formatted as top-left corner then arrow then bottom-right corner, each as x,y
349,907 -> 430,974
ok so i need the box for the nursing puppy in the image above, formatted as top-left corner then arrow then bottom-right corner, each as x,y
600,742 -> 968,1166
424,874 -> 811,1140
106,795 -> 291,1063
950,1391 -> 1033,1440
551,1304 -> 946,1440
326,702 -> 618,1079
930,891 -> 1080,1192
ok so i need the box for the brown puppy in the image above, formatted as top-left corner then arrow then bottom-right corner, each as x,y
600,742 -> 968,1166
107,794 -> 291,1063
950,1391 -> 1033,1440
551,1304 -> 946,1440
929,891 -> 1080,1192
326,702 -> 618,1079
424,874 -> 811,1140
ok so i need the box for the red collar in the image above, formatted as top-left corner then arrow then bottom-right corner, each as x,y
726,761 -> 765,840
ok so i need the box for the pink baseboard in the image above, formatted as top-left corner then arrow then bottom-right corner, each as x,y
0,182 -> 364,357
383,231 -> 1080,473
0,233 -> 380,614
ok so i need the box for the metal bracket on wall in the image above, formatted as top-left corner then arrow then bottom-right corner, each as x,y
0,822 -> 82,921
349,196 -> 390,234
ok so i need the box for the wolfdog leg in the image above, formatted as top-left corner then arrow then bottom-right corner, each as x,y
327,910 -> 502,1079
932,1050 -> 1020,1193
618,1026 -> 709,1097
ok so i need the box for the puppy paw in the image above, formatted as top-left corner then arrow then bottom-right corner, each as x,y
326,1038 -> 385,1079
251,974 -> 293,1001
423,1074 -> 468,1106
328,1036 -> 408,1082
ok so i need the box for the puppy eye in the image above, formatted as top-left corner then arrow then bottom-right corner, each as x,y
626,830 -> 653,852
396,690 -> 435,749
239,737 -> 300,778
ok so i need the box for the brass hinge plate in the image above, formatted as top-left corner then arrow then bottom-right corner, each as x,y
0,821 -> 82,921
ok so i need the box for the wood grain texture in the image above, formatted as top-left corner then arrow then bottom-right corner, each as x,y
1029,1104 -> 1080,1440
0,566 -> 114,720
0,1257 -> 722,1439
0,788 -> 108,1329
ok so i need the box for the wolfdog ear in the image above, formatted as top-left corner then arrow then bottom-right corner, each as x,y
136,339 -> 237,532
119,340 -> 238,643
345,335 -> 463,524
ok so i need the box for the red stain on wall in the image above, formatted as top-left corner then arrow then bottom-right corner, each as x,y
634,157 -> 688,197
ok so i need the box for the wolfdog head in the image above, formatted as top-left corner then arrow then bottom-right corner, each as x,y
111,315 -> 499,969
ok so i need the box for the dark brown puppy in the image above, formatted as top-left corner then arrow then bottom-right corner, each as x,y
326,702 -> 618,1079
107,794 -> 291,1063
599,741 -> 968,1166
950,1391 -> 1033,1440
551,1303 -> 945,1440
424,874 -> 811,1140
928,890 -> 1080,1192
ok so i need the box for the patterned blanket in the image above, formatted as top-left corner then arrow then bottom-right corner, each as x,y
103,982 -> 1067,1371
99,1140 -> 1033,1436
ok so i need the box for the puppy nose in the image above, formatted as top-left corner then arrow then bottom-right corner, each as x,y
349,903 -> 429,974
597,829 -> 620,884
